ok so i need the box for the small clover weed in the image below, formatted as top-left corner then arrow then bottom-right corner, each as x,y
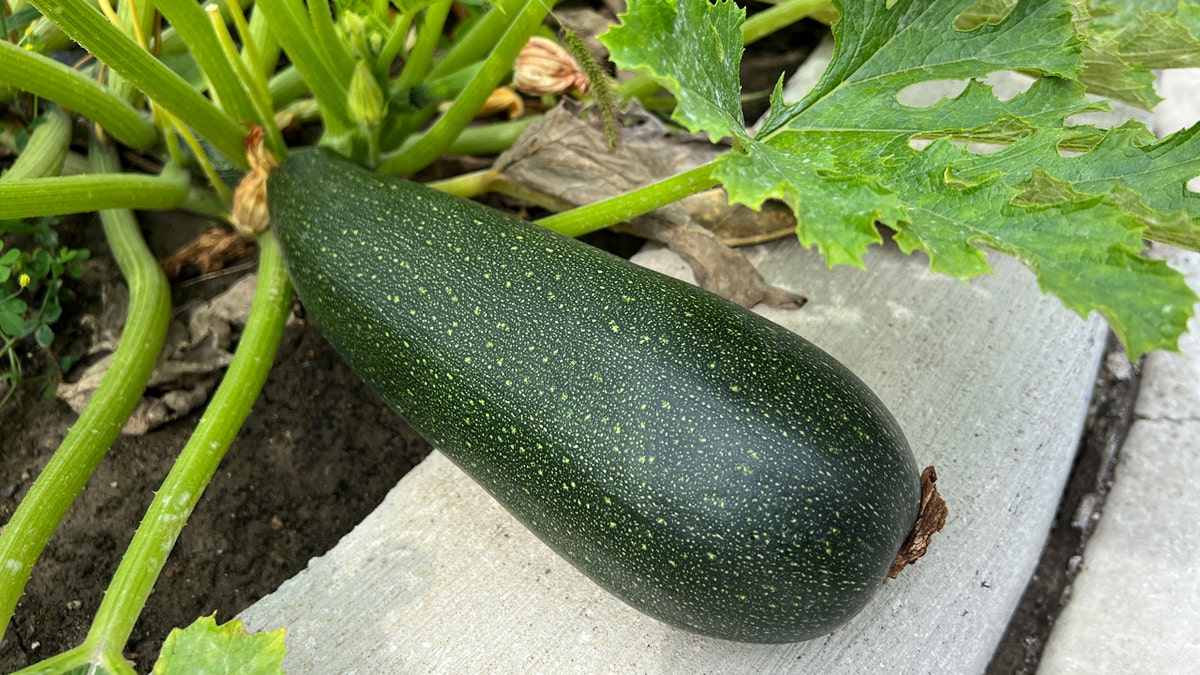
0,216 -> 89,409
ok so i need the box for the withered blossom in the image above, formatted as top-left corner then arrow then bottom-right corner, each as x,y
512,36 -> 590,96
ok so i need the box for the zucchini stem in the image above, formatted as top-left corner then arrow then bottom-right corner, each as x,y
82,232 -> 293,659
0,137 -> 172,640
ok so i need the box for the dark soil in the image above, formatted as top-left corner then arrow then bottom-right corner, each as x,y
0,214 -> 433,673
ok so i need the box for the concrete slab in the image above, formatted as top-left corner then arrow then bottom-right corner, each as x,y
239,234 -> 1107,672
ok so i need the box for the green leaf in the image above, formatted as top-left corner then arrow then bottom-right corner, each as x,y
891,137 -> 1195,355
1077,0 -> 1200,108
152,614 -> 286,675
0,298 -> 29,336
604,0 -> 1199,357
34,323 -> 54,349
601,0 -> 748,143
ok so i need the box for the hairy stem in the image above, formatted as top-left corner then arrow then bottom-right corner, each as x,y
27,0 -> 247,166
0,41 -> 157,150
742,0 -> 831,45
378,0 -> 554,175
151,0 -> 262,127
82,232 -> 293,658
255,0 -> 354,137
0,138 -> 172,641
536,161 -> 720,238
0,167 -> 190,219
0,106 -> 72,181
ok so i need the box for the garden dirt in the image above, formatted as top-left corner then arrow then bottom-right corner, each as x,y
0,215 -> 434,673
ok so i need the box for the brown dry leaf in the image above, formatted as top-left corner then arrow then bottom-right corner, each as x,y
495,105 -> 805,308
57,274 -> 287,433
161,228 -> 257,280
889,466 -> 949,578
680,190 -> 796,247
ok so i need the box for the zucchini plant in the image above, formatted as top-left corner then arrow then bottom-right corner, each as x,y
0,0 -> 1198,670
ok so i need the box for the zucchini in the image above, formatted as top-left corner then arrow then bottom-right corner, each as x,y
269,147 -> 922,643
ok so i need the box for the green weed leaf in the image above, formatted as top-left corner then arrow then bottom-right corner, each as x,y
0,298 -> 29,336
152,614 -> 286,675
34,323 -> 54,349
603,0 -> 1200,357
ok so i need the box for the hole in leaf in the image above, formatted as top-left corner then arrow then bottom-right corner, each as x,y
954,0 -> 1018,31
1065,107 -> 1148,131
980,70 -> 1034,101
1188,176 -> 1200,194
896,79 -> 970,107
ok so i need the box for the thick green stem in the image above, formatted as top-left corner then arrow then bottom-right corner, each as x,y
105,0 -> 158,105
255,0 -> 354,136
742,0 -> 831,45
308,0 -> 355,79
205,3 -> 287,157
0,139 -> 172,643
444,114 -> 537,156
428,0 -> 527,80
373,8 -> 414,77
0,41 -> 157,150
0,106 -> 71,181
243,0 -> 283,81
536,161 -> 720,238
27,0 -> 247,166
82,232 -> 293,657
268,65 -> 309,108
377,0 -> 554,175
393,0 -> 452,92
150,0 -> 262,127
0,167 -> 190,219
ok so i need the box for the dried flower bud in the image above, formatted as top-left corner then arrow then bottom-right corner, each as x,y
231,126 -> 278,237
512,36 -> 590,96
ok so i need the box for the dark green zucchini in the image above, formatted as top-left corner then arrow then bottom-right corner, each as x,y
269,147 -> 922,643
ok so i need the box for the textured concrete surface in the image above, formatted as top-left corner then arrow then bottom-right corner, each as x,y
1038,69 -> 1200,675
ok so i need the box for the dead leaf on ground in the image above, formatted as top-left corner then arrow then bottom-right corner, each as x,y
680,190 -> 796,246
495,105 -> 804,309
58,273 -> 294,434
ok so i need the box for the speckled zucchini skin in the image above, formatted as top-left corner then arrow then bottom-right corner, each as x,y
269,147 -> 921,643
